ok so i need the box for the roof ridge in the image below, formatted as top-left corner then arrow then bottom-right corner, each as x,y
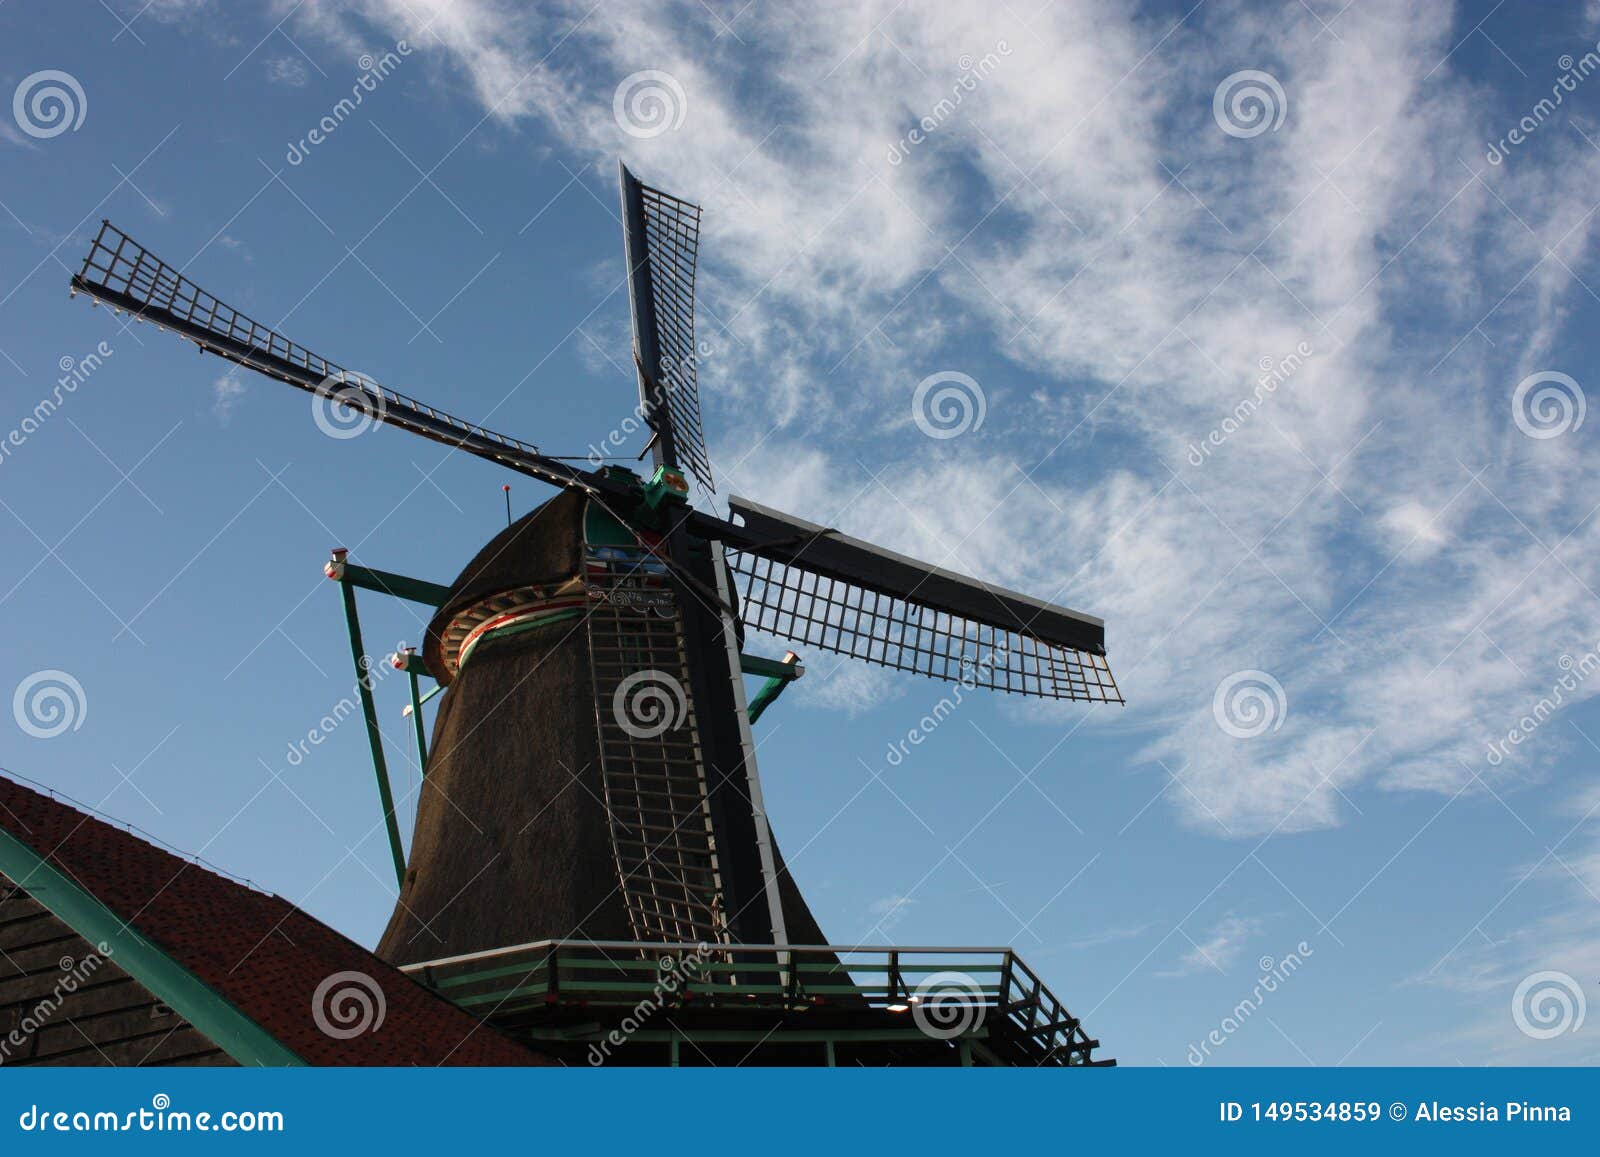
0,766 -> 274,897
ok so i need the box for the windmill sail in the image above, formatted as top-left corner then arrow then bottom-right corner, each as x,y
69,221 -> 608,497
702,498 -> 1122,703
619,163 -> 713,492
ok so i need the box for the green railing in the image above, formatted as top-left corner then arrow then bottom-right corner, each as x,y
402,940 -> 1107,1065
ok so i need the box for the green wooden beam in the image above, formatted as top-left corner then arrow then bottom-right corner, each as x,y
337,577 -> 407,887
744,651 -> 803,725
0,827 -> 304,1067
738,653 -> 804,680
406,667 -> 429,771
338,561 -> 451,607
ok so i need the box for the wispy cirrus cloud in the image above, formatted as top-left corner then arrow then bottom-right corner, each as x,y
276,0 -> 1600,827
1159,914 -> 1264,977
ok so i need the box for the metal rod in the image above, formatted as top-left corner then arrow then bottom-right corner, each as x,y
503,484 -> 512,528
337,577 -> 406,887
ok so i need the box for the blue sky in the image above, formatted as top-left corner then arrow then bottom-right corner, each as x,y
4,0 -> 1600,1066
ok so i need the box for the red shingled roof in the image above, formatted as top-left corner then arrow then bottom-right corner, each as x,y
0,773 -> 548,1066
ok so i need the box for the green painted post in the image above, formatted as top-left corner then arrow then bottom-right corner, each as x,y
338,577 -> 407,888
406,665 -> 429,771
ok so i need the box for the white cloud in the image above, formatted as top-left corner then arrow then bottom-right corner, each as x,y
265,56 -> 310,87
0,120 -> 39,150
792,655 -> 906,718
1159,914 -> 1263,977
213,371 -> 246,424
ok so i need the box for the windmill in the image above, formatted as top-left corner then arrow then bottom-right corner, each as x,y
65,163 -> 1123,1066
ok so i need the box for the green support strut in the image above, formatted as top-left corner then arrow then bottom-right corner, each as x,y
404,651 -> 429,771
745,651 -> 803,724
333,559 -> 407,888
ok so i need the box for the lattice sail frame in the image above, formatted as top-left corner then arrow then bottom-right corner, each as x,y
70,221 -> 562,477
725,549 -> 1122,703
625,177 -> 714,492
